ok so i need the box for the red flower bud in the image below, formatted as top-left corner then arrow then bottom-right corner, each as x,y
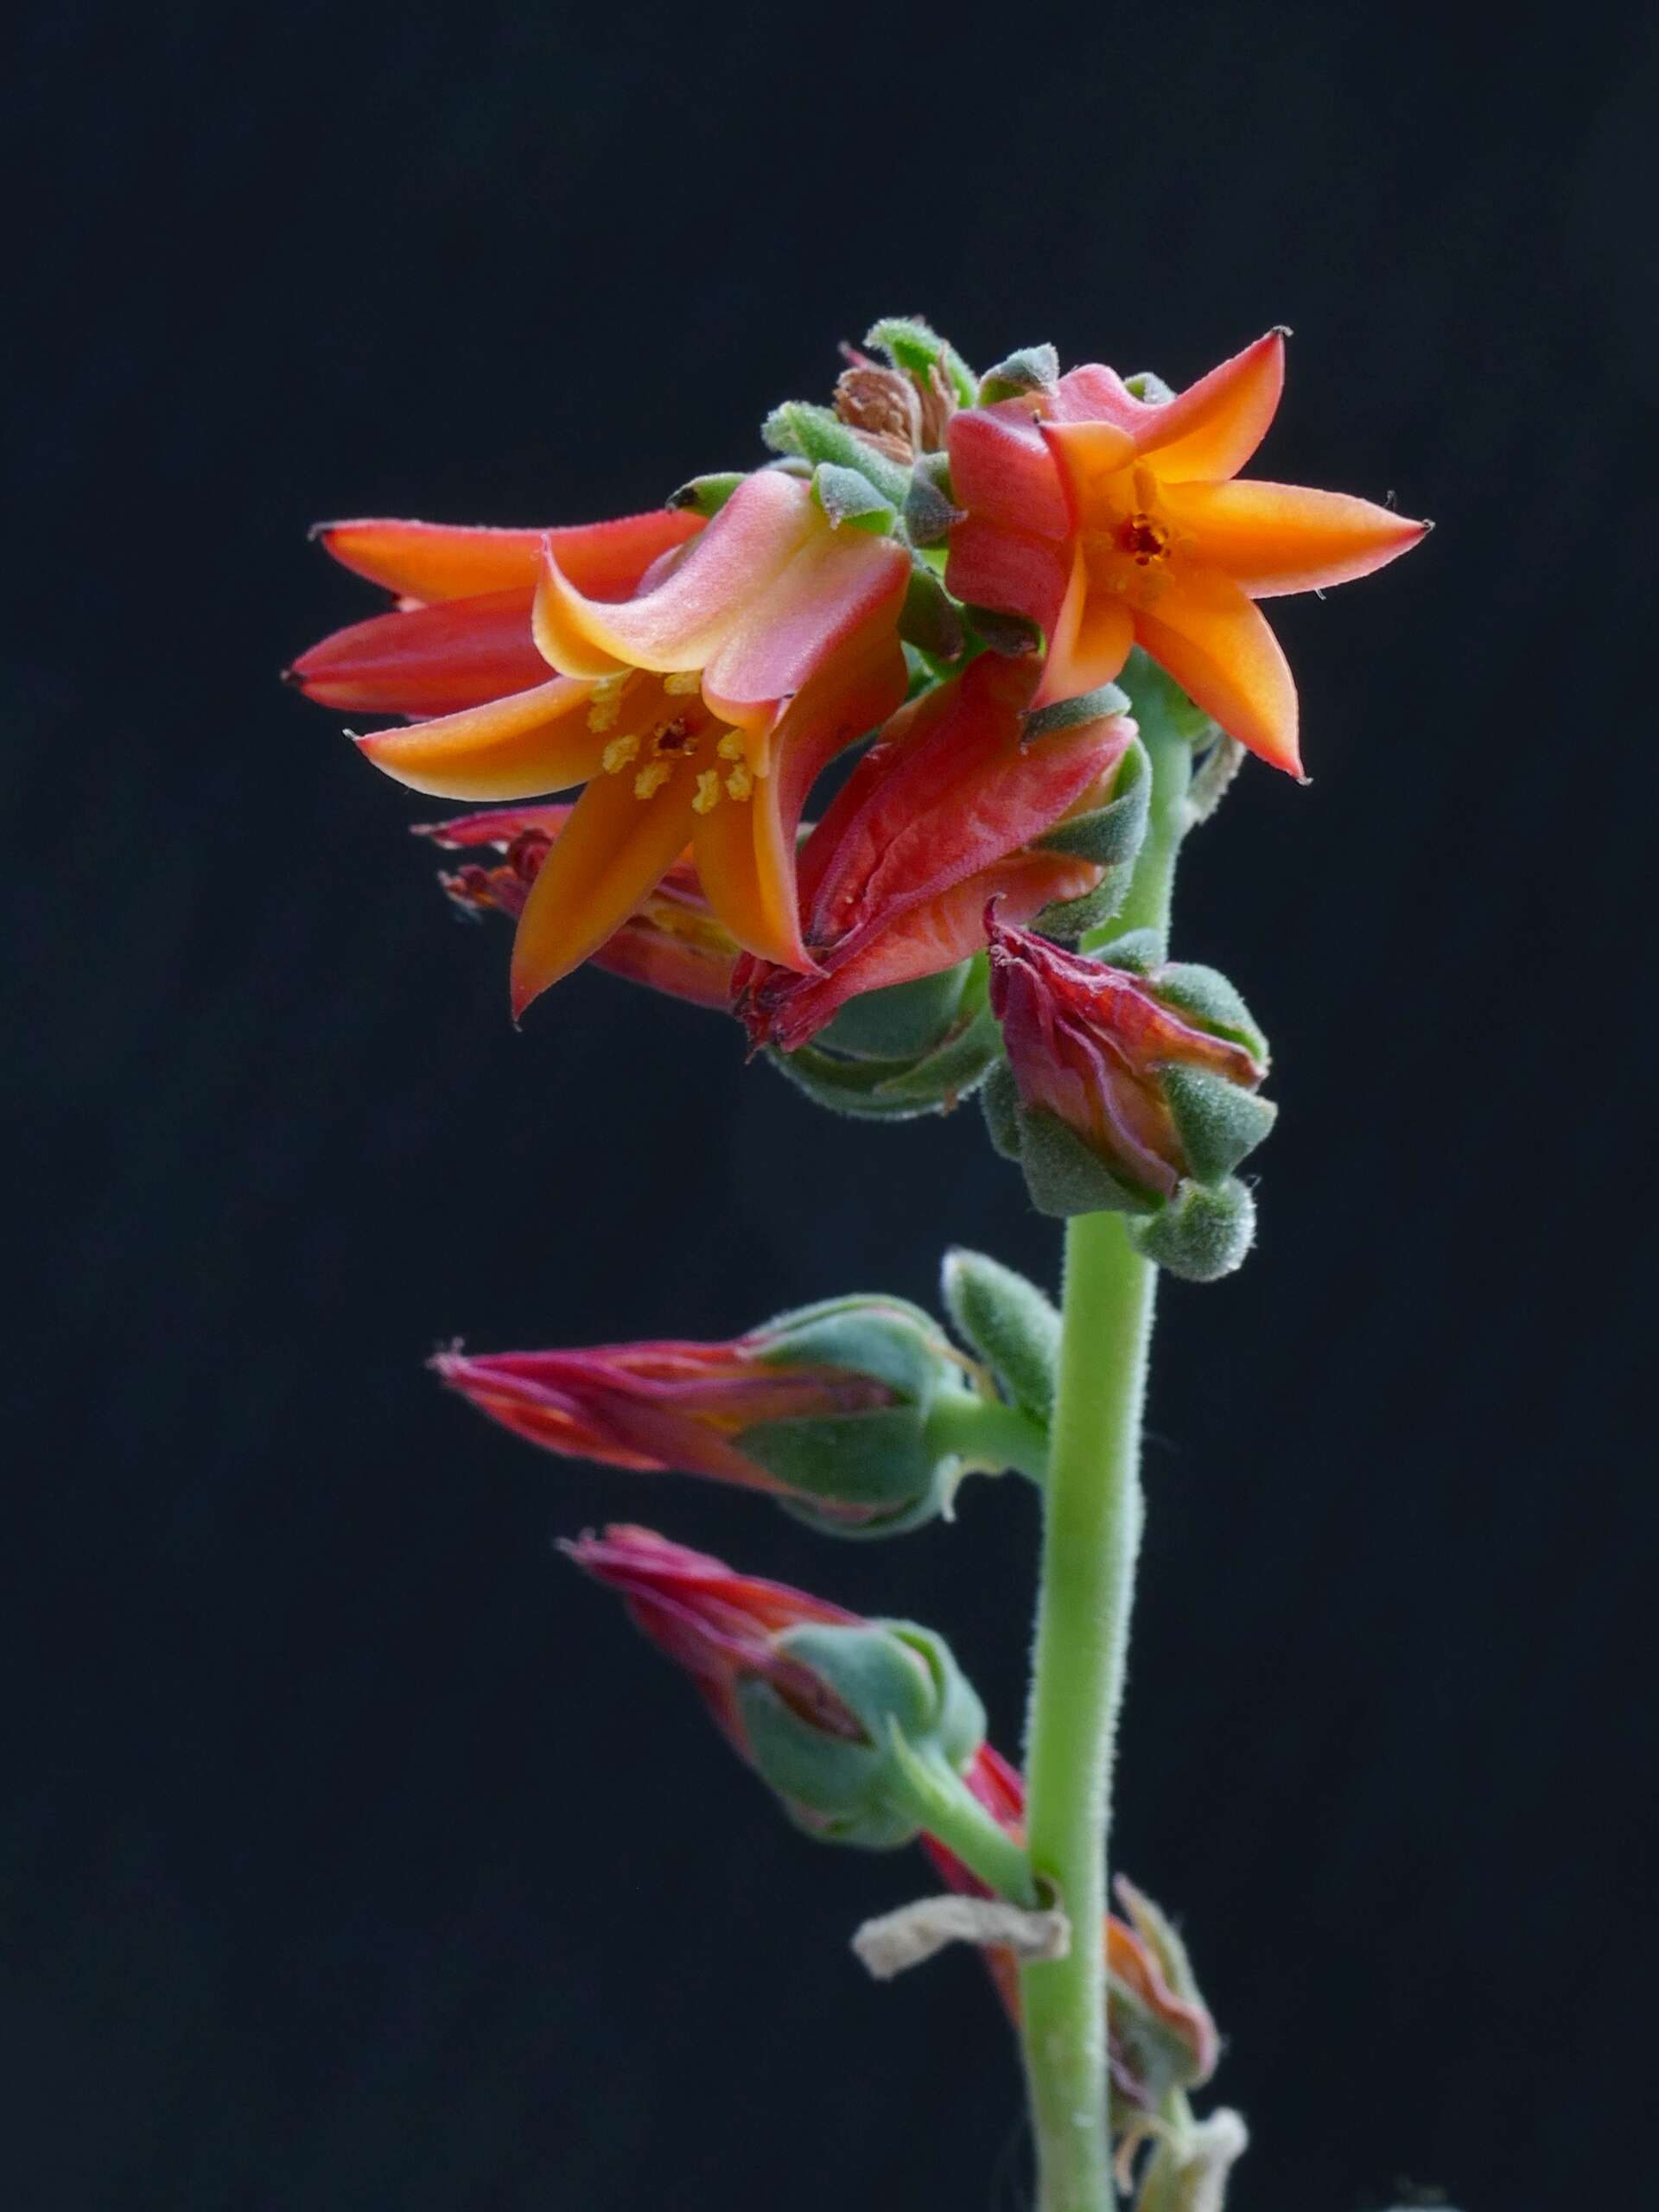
737,654 -> 1138,1052
415,804 -> 739,1011
986,912 -> 1268,1202
435,1296 -> 973,1533
563,1523 -> 862,1765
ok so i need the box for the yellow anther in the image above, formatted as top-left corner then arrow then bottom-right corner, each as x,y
587,696 -> 622,734
633,761 -> 675,801
715,731 -> 747,761
601,733 -> 641,774
724,762 -> 753,803
692,768 -> 721,815
663,670 -> 702,696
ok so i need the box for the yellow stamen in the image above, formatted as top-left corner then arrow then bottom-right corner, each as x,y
724,762 -> 753,803
663,671 -> 702,696
601,733 -> 641,774
585,673 -> 631,733
692,768 -> 721,815
715,731 -> 746,761
633,761 -> 675,800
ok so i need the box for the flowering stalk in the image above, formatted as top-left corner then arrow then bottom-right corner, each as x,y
1016,705 -> 1191,2212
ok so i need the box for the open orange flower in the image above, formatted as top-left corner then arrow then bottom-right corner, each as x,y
946,331 -> 1428,776
342,472 -> 910,1011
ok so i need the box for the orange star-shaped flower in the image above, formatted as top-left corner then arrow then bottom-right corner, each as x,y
945,331 -> 1428,776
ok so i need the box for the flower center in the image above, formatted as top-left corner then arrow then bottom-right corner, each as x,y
588,672 -> 760,814
1078,465 -> 1179,609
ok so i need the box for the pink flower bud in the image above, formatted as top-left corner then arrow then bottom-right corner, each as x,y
737,654 -> 1139,1052
986,912 -> 1268,1202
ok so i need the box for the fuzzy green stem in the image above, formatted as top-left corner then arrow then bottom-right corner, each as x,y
1016,721 -> 1190,2212
922,1387 -> 1051,1484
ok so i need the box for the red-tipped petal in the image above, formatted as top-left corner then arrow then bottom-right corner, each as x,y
289,589 -> 546,715
701,526 -> 909,717
313,508 -> 702,604
353,677 -> 607,800
1160,478 -> 1430,597
1133,569 -> 1301,775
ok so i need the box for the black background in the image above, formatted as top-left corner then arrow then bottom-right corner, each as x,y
8,5 -> 1655,2208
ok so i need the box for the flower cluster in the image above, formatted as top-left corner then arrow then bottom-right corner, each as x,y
292,318 -> 1422,1185
293,317 -> 1423,2199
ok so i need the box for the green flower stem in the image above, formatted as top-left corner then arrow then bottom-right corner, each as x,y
885,1728 -> 1039,1905
922,1387 -> 1051,1484
1016,721 -> 1191,2212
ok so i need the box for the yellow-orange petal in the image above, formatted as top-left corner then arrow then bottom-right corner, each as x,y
353,677 -> 606,799
509,767 -> 698,1014
1135,331 -> 1286,484
690,769 -> 808,973
532,473 -> 817,681
1131,569 -> 1302,776
1159,479 -> 1429,597
1033,550 -> 1135,709
314,510 -> 702,604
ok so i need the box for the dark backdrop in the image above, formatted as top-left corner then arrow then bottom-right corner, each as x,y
8,5 -> 1655,2208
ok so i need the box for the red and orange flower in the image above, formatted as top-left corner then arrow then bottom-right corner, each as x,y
946,330 -> 1427,776
296,474 -> 910,1010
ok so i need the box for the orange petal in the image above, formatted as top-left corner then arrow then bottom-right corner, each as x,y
510,769 -> 698,1013
1033,550 -> 1135,709
1135,330 -> 1285,483
532,473 -> 817,681
1160,479 -> 1429,597
691,772 -> 806,972
314,509 -> 702,604
1132,569 -> 1302,776
353,677 -> 606,799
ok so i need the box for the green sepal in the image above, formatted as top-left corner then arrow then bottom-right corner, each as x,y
1123,369 -> 1175,404
1121,644 -> 1222,750
940,1248 -> 1061,1423
1023,683 -> 1131,741
864,315 -> 977,406
1031,742 -> 1151,938
769,963 -> 1001,1122
1161,1067 -> 1277,1183
1129,1177 -> 1257,1281
761,402 -> 911,508
983,1080 -> 1158,1217
1153,962 -> 1268,1061
667,470 -> 746,517
977,343 -> 1059,403
1089,927 -> 1164,974
817,963 -> 969,1060
737,1618 -> 986,1848
747,1292 -> 949,1402
963,606 -> 1045,658
899,563 -> 966,660
741,1409 -> 941,1530
979,1058 -> 1022,1159
903,451 -> 961,546
1033,740 -> 1149,866
812,462 -> 899,536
